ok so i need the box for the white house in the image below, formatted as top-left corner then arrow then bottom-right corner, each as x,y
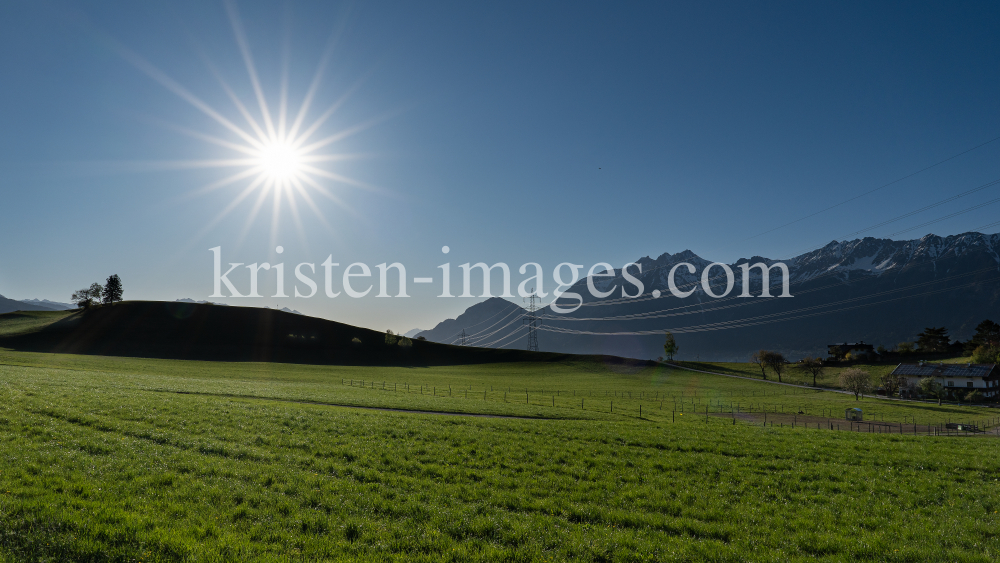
891,362 -> 999,399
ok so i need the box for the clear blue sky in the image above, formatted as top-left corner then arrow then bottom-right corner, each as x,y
1,1 -> 998,332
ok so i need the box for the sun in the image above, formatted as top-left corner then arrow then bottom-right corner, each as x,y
115,0 -> 378,247
257,141 -> 302,183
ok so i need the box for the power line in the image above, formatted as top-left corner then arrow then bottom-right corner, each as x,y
480,326 -> 529,349
783,176 -> 1000,258
442,304 -> 515,343
540,264 -> 998,323
971,219 -> 1000,233
442,154 -> 1000,340
460,306 -> 526,345
471,238 -> 999,344
744,133 -> 1000,241
886,195 -> 1000,239
539,275 -> 1000,336
549,196 -> 1000,314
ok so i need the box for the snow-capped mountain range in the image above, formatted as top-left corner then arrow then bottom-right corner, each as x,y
0,296 -> 74,315
418,232 -> 1000,360
585,232 -> 1000,300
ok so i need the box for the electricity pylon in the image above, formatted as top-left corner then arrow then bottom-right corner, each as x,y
524,290 -> 540,352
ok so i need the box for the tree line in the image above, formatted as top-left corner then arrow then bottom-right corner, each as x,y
840,367 -> 985,405
828,321 -> 1000,364
71,275 -> 124,309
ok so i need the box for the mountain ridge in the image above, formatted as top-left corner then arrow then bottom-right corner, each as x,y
0,294 -> 59,315
417,232 -> 1000,360
18,299 -> 75,311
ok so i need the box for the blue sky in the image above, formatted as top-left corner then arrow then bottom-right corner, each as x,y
1,1 -> 998,332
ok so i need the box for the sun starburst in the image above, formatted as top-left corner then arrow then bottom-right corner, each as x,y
114,0 -> 377,249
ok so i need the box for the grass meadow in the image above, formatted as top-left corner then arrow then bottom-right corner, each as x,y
2,349 -> 1000,561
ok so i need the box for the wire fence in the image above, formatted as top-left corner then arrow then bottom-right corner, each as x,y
340,378 -> 999,435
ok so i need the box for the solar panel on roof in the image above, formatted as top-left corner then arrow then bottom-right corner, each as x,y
890,364 -> 996,377
891,365 -> 934,376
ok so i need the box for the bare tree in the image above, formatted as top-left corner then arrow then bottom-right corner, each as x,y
839,367 -> 872,400
750,351 -> 768,380
762,351 -> 787,383
799,357 -> 825,387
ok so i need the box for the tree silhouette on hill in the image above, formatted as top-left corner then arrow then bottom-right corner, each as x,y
71,283 -> 103,309
102,275 -> 123,305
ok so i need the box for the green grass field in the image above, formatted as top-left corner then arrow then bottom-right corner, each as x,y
2,349 -> 1000,561
0,310 -> 72,338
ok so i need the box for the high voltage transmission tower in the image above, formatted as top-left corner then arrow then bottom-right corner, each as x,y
459,329 -> 467,346
524,290 -> 541,352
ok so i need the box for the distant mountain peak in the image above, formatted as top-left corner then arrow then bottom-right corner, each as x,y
0,295 -> 62,314
655,249 -> 704,263
415,297 -> 523,344
20,299 -> 75,311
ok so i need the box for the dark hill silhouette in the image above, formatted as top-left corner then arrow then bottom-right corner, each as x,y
0,301 -> 649,367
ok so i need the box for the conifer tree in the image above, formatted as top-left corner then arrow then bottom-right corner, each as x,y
102,275 -> 123,305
